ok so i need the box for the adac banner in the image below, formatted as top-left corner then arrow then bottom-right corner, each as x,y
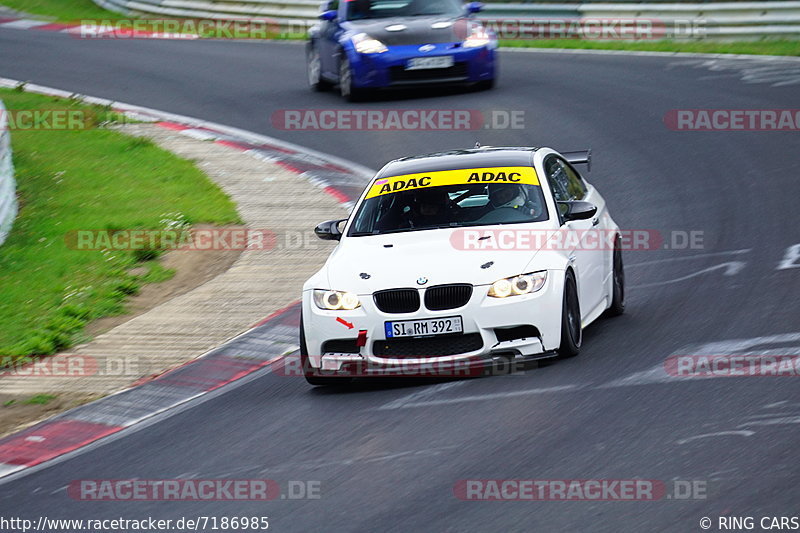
365,167 -> 540,199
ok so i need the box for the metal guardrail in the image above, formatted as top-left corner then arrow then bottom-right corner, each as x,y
94,0 -> 320,24
92,0 -> 800,38
0,99 -> 17,247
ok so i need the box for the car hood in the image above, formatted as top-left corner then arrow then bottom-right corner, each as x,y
323,226 -> 550,294
343,16 -> 467,46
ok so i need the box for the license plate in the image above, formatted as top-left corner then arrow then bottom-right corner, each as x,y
385,316 -> 463,338
406,56 -> 453,70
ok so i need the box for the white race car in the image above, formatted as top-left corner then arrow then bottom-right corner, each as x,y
300,146 -> 625,385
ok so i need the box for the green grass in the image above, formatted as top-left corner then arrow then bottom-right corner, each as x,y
499,38 -> 800,57
23,394 -> 56,405
0,0 -> 123,21
0,88 -> 241,364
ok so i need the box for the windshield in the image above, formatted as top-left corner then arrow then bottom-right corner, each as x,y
346,0 -> 464,20
348,168 -> 549,236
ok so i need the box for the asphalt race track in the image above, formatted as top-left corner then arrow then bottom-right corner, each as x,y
1,28 -> 799,531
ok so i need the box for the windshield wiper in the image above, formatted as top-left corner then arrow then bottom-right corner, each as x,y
349,227 -> 415,236
350,219 -> 543,236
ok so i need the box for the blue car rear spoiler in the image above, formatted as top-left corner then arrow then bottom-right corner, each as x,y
562,149 -> 592,172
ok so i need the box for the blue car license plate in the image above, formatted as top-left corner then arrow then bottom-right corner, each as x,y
406,56 -> 454,70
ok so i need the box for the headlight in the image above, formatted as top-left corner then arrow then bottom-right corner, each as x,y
352,33 -> 387,54
463,25 -> 491,48
488,271 -> 547,298
313,289 -> 361,310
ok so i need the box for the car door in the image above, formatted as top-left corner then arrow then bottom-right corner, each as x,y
544,156 -> 605,318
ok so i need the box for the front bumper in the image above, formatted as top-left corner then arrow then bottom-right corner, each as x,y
350,42 -> 495,88
302,270 -> 564,374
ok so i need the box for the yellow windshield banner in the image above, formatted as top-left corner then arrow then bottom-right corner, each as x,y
365,166 -> 540,199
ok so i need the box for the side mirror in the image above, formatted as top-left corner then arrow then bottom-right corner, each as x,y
314,219 -> 347,240
319,10 -> 337,21
558,201 -> 597,222
466,2 -> 484,14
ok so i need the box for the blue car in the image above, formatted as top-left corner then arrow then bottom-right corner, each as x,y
307,0 -> 497,101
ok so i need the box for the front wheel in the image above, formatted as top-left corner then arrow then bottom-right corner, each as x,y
607,246 -> 625,316
307,46 -> 330,92
558,271 -> 582,358
339,57 -> 365,102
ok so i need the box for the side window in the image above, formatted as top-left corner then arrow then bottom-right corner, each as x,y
322,0 -> 338,12
545,157 -> 586,202
545,157 -> 569,203
562,161 -> 587,200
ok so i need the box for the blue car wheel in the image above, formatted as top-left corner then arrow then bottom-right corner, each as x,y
307,45 -> 331,92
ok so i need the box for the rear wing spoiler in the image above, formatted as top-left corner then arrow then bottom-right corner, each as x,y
561,149 -> 592,172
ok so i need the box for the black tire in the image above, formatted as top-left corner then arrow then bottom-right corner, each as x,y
607,245 -> 625,317
339,57 -> 365,102
558,271 -> 582,358
307,45 -> 330,92
299,315 -> 352,386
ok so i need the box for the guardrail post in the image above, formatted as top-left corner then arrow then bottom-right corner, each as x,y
0,99 -> 18,247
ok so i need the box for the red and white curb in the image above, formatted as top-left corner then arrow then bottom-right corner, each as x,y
0,420 -> 123,478
0,78 -> 371,480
